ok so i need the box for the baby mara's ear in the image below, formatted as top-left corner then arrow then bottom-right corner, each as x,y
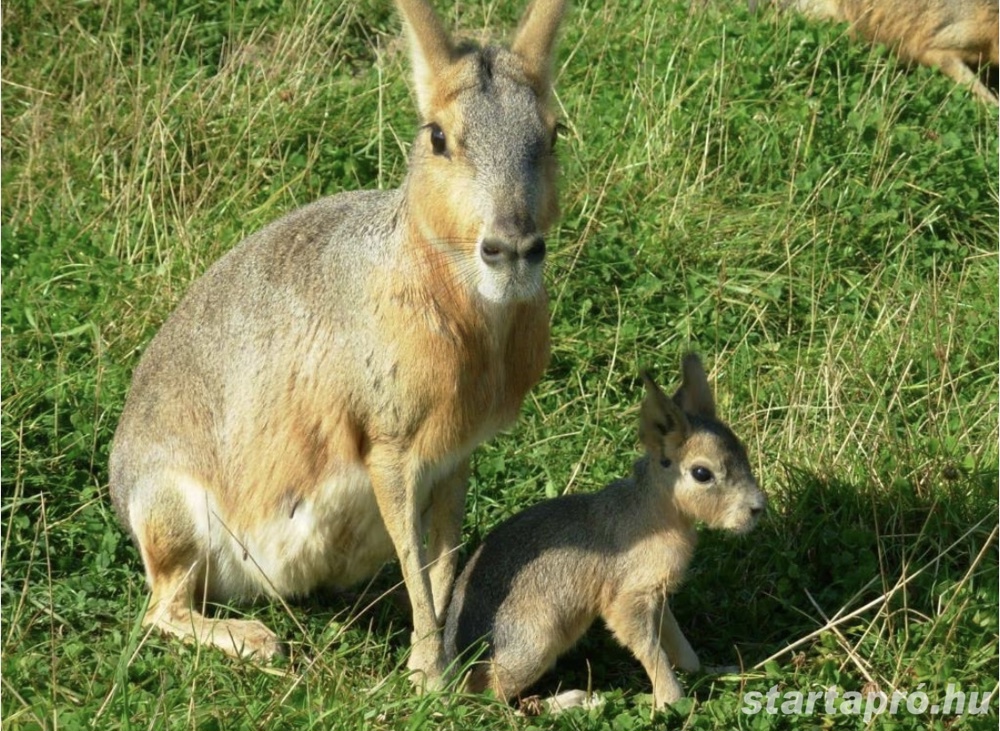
639,371 -> 690,464
673,352 -> 716,420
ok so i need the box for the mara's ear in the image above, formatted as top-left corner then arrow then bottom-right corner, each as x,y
395,0 -> 455,119
639,371 -> 690,461
510,0 -> 567,98
673,353 -> 716,420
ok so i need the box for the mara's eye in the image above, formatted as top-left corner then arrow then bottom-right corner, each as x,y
429,124 -> 447,155
691,466 -> 714,484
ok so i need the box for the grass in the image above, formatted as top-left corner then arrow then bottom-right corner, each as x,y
2,0 -> 997,729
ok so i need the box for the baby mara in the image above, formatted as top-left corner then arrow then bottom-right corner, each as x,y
445,354 -> 766,710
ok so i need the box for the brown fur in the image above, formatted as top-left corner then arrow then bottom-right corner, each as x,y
770,0 -> 999,103
109,0 -> 568,686
444,355 -> 767,710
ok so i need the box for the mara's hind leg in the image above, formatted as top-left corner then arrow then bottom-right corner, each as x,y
920,49 -> 998,105
131,474 -> 284,659
470,661 -> 602,715
143,565 -> 283,660
481,632 -> 602,714
462,645 -> 547,704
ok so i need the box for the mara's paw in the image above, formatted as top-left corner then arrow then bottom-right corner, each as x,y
702,663 -> 741,675
653,680 -> 685,709
406,666 -> 446,693
212,618 -> 286,661
517,690 -> 605,716
672,647 -> 701,673
146,604 -> 286,662
544,689 -> 605,714
406,636 -> 445,692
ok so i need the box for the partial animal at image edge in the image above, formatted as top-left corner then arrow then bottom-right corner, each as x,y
751,0 -> 1000,104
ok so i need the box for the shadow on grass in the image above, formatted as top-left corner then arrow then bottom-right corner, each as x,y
503,462 -> 998,702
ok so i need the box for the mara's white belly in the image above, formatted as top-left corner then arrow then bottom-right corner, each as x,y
207,451 -> 469,601
208,466 -> 392,600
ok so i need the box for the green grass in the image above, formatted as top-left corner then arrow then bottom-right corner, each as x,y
3,0 -> 997,729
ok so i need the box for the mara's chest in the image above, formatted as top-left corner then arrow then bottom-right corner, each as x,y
373,289 -> 550,458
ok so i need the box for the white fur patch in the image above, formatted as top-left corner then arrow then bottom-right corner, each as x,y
132,446 -> 484,602
475,242 -> 543,304
237,466 -> 391,597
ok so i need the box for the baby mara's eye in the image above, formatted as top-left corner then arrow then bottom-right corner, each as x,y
691,466 -> 715,484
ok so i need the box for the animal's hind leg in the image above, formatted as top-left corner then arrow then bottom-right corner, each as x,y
142,564 -> 284,660
920,50 -> 998,105
456,634 -> 550,702
486,632 -> 589,711
483,658 -> 603,714
132,474 -> 284,659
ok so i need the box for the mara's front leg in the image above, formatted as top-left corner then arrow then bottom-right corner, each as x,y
657,598 -> 700,673
424,459 -> 470,625
605,593 -> 685,709
368,447 -> 445,690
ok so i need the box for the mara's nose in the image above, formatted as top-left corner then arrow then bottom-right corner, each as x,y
480,234 -> 546,266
